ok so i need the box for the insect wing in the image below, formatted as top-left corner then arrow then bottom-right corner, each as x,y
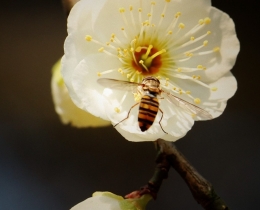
97,78 -> 141,92
163,90 -> 213,120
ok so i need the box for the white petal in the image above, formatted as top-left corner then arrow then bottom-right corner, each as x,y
71,54 -> 122,119
71,195 -> 121,210
200,7 -> 240,82
51,59 -> 110,127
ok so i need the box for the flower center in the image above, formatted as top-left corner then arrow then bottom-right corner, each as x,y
132,45 -> 165,75
85,1 -> 221,112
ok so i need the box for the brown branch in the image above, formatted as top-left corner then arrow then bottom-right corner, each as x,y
61,0 -> 79,17
156,139 -> 230,210
125,147 -> 171,200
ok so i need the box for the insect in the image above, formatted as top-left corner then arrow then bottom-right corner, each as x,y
97,76 -> 212,133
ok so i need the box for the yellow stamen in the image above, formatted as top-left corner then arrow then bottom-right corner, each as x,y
143,45 -> 153,59
114,107 -> 120,113
149,49 -> 166,59
211,87 -> 218,91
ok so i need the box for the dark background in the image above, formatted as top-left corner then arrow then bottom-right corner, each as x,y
0,0 -> 259,209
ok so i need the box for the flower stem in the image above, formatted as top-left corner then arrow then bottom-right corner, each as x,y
156,139 -> 230,210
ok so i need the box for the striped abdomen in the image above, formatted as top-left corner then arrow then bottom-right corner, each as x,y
138,95 -> 159,132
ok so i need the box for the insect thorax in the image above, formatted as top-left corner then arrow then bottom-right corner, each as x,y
141,76 -> 161,96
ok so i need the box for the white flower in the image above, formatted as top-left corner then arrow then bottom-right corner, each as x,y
51,59 -> 110,127
62,0 -> 239,141
70,192 -> 151,210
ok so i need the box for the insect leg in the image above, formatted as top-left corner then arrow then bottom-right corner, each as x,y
114,103 -> 139,128
158,108 -> 168,134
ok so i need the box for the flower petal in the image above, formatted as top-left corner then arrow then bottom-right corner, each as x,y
51,59 -> 110,127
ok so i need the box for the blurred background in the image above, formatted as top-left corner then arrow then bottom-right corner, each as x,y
0,0 -> 259,209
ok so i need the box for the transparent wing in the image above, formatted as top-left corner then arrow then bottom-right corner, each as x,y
97,78 -> 142,92
162,90 -> 213,120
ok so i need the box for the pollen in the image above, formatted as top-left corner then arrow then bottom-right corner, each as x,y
147,13 -> 152,17
211,87 -> 218,91
177,68 -> 182,72
186,91 -> 191,94
85,35 -> 92,41
114,107 -> 121,113
190,36 -> 195,41
151,1 -> 156,5
138,8 -> 142,12
178,23 -> 185,29
165,0 -> 171,2
194,98 -> 201,104
207,31 -> 211,35
97,72 -> 102,77
129,5 -> 133,11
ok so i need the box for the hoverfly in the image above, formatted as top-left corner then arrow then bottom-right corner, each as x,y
97,76 -> 212,134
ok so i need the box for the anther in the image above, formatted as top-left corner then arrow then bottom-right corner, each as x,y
119,8 -> 125,13
194,98 -> 201,104
98,47 -> 104,52
203,40 -> 208,46
85,35 -> 92,41
178,23 -> 185,29
204,17 -> 211,24
211,87 -> 218,91
175,12 -> 181,18
114,107 -> 121,113
213,47 -> 220,52
135,46 -> 142,52
198,19 -> 204,25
